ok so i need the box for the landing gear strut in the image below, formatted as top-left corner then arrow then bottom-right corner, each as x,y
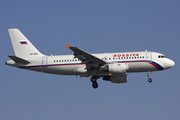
91,76 -> 98,89
147,72 -> 152,83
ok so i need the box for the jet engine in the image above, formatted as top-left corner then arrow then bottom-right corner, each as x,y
103,74 -> 128,83
101,63 -> 129,74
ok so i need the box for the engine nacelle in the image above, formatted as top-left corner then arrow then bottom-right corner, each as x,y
75,67 -> 87,73
103,74 -> 128,83
101,63 -> 129,74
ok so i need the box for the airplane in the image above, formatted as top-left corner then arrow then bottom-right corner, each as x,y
6,28 -> 175,89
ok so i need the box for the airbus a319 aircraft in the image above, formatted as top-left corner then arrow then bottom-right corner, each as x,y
6,29 -> 175,89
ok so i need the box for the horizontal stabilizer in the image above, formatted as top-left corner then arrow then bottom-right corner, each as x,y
8,55 -> 30,64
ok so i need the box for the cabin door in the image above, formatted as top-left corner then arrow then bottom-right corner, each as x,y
42,57 -> 48,67
146,52 -> 152,62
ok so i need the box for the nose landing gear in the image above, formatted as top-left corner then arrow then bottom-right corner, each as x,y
147,72 -> 152,83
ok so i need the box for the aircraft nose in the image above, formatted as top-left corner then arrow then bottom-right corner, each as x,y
165,59 -> 175,69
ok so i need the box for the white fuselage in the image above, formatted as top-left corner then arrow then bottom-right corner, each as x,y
6,51 -> 175,77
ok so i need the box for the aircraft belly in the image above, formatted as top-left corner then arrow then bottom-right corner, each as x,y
22,64 -> 80,75
48,65 -> 81,75
127,62 -> 157,72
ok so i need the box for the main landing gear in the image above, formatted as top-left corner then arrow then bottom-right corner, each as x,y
147,72 -> 152,83
91,76 -> 98,89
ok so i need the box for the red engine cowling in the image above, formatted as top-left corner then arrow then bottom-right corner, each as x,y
103,74 -> 128,83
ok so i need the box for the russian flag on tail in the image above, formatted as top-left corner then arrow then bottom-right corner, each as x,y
20,40 -> 27,45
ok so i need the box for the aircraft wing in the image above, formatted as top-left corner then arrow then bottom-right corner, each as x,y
65,44 -> 106,69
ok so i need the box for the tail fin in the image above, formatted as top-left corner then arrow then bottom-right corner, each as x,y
8,28 -> 44,58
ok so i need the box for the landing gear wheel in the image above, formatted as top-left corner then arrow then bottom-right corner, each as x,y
90,76 -> 99,89
148,78 -> 152,83
147,72 -> 152,83
91,76 -> 97,82
92,82 -> 98,89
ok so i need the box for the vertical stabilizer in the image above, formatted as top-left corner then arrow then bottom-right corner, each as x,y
8,29 -> 44,58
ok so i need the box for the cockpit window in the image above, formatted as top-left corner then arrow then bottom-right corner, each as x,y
158,55 -> 166,58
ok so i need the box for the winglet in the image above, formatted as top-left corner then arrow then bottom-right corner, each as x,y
65,44 -> 71,49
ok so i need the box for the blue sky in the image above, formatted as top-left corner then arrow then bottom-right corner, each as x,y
1,0 -> 180,120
